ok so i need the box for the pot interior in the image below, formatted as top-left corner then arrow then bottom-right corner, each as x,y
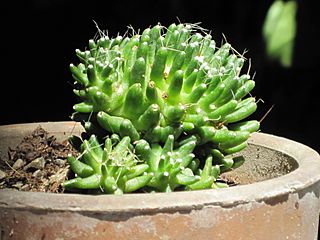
221,144 -> 298,185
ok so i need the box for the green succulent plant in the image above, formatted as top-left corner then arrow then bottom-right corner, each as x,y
65,22 -> 259,193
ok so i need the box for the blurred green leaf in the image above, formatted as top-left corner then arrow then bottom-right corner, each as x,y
262,0 -> 297,67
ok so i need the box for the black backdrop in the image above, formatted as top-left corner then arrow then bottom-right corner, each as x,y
2,0 -> 319,151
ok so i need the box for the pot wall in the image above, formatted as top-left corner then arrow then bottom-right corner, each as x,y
0,122 -> 320,240
0,186 -> 319,240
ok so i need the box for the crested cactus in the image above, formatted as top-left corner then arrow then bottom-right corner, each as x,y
66,22 -> 260,193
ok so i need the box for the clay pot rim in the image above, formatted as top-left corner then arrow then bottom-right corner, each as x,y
0,121 -> 320,213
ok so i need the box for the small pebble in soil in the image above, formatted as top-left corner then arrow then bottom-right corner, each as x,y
12,159 -> 26,170
24,157 -> 46,171
32,169 -> 43,178
25,151 -> 38,162
53,158 -> 66,166
12,181 -> 23,189
21,184 -> 30,191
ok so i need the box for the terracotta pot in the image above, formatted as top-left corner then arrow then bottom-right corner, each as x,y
0,122 -> 320,240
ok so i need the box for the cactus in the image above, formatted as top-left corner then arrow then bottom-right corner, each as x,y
66,23 -> 259,193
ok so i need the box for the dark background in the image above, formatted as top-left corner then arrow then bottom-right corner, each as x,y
2,0 -> 319,151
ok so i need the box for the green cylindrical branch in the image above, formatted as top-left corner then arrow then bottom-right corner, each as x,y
144,125 -> 183,143
167,70 -> 184,105
208,100 -> 238,121
163,105 -> 186,125
229,120 -> 260,133
136,104 -> 161,131
150,47 -> 168,89
222,98 -> 258,123
128,57 -> 147,88
67,155 -> 94,178
70,63 -> 89,86
97,112 -> 140,141
186,156 -> 219,190
122,83 -> 145,118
